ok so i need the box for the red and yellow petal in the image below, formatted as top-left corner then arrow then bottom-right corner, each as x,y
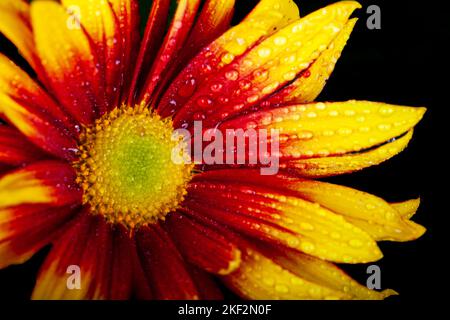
223,247 -> 348,300
172,1 -> 360,129
223,245 -> 395,300
290,180 -> 426,241
31,1 -> 102,125
0,126 -> 47,166
220,101 -> 425,176
136,223 -> 200,300
128,0 -> 171,103
0,54 -> 79,160
283,130 -> 414,177
139,0 -> 202,104
60,0 -> 118,113
0,161 -> 82,209
158,0 -> 300,117
165,213 -> 241,275
0,204 -> 78,269
185,175 -> 382,264
32,212 -> 108,299
0,0 -> 38,69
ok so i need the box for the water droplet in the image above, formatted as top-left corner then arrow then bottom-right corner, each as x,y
225,70 -> 239,81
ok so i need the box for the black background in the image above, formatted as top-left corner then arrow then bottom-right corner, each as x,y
0,0 -> 446,312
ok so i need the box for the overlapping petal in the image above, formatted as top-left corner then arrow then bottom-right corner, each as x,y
266,18 -> 358,105
139,0 -> 202,104
0,161 -> 82,209
172,1 -> 361,129
0,126 -> 47,166
223,245 -> 395,300
136,224 -> 200,299
158,0 -> 300,117
0,54 -> 79,160
184,172 -> 383,264
31,1 -> 103,125
165,213 -> 241,275
0,0 -> 38,69
0,204 -> 77,269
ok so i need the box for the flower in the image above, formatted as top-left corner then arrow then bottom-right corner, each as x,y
0,0 -> 426,300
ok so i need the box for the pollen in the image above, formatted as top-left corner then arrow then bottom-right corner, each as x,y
74,104 -> 193,229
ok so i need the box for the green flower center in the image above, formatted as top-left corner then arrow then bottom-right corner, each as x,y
75,105 -> 193,228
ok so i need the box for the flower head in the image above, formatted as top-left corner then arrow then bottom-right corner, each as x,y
0,0 -> 425,300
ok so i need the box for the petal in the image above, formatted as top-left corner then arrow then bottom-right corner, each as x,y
32,212 -> 113,300
223,247 -> 349,299
0,54 -> 79,161
0,126 -> 47,166
109,224 -> 134,299
128,0 -> 171,103
187,265 -> 224,300
158,0 -> 300,117
139,0 -> 202,104
267,18 -> 358,105
136,224 -> 200,299
286,179 -> 426,241
257,245 -> 396,299
165,212 -> 241,275
60,0 -> 119,113
0,161 -> 82,209
0,0 -> 38,69
185,175 -> 382,264
142,0 -> 236,105
390,198 -> 420,219
173,1 -> 360,129
283,130 -> 414,177
182,0 -> 236,61
0,204 -> 77,268
31,1 -> 102,125
220,101 -> 425,174
108,0 -> 140,103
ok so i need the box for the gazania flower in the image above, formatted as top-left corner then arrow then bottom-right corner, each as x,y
0,0 -> 426,300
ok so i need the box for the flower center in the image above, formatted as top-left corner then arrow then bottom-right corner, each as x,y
75,105 -> 193,229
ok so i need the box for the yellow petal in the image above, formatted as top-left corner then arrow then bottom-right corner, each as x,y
223,247 -> 349,299
0,0 -> 37,68
261,194 -> 382,263
276,101 -> 425,158
268,247 -> 396,299
273,18 -> 358,103
390,198 -> 421,219
291,180 -> 426,241
0,171 -> 53,209
220,0 -> 300,57
285,130 -> 414,177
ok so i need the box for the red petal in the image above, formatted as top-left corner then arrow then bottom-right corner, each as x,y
139,0 -> 201,105
165,212 -> 241,275
128,0 -> 171,103
0,204 -> 78,268
136,223 -> 200,299
187,265 -> 224,300
108,0 -> 140,104
0,54 -> 79,161
32,212 -> 121,299
0,126 -> 47,166
109,224 -> 134,300
31,1 -> 104,125
157,0 -> 300,118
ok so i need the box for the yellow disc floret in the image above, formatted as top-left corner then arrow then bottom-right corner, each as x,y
75,105 -> 193,229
